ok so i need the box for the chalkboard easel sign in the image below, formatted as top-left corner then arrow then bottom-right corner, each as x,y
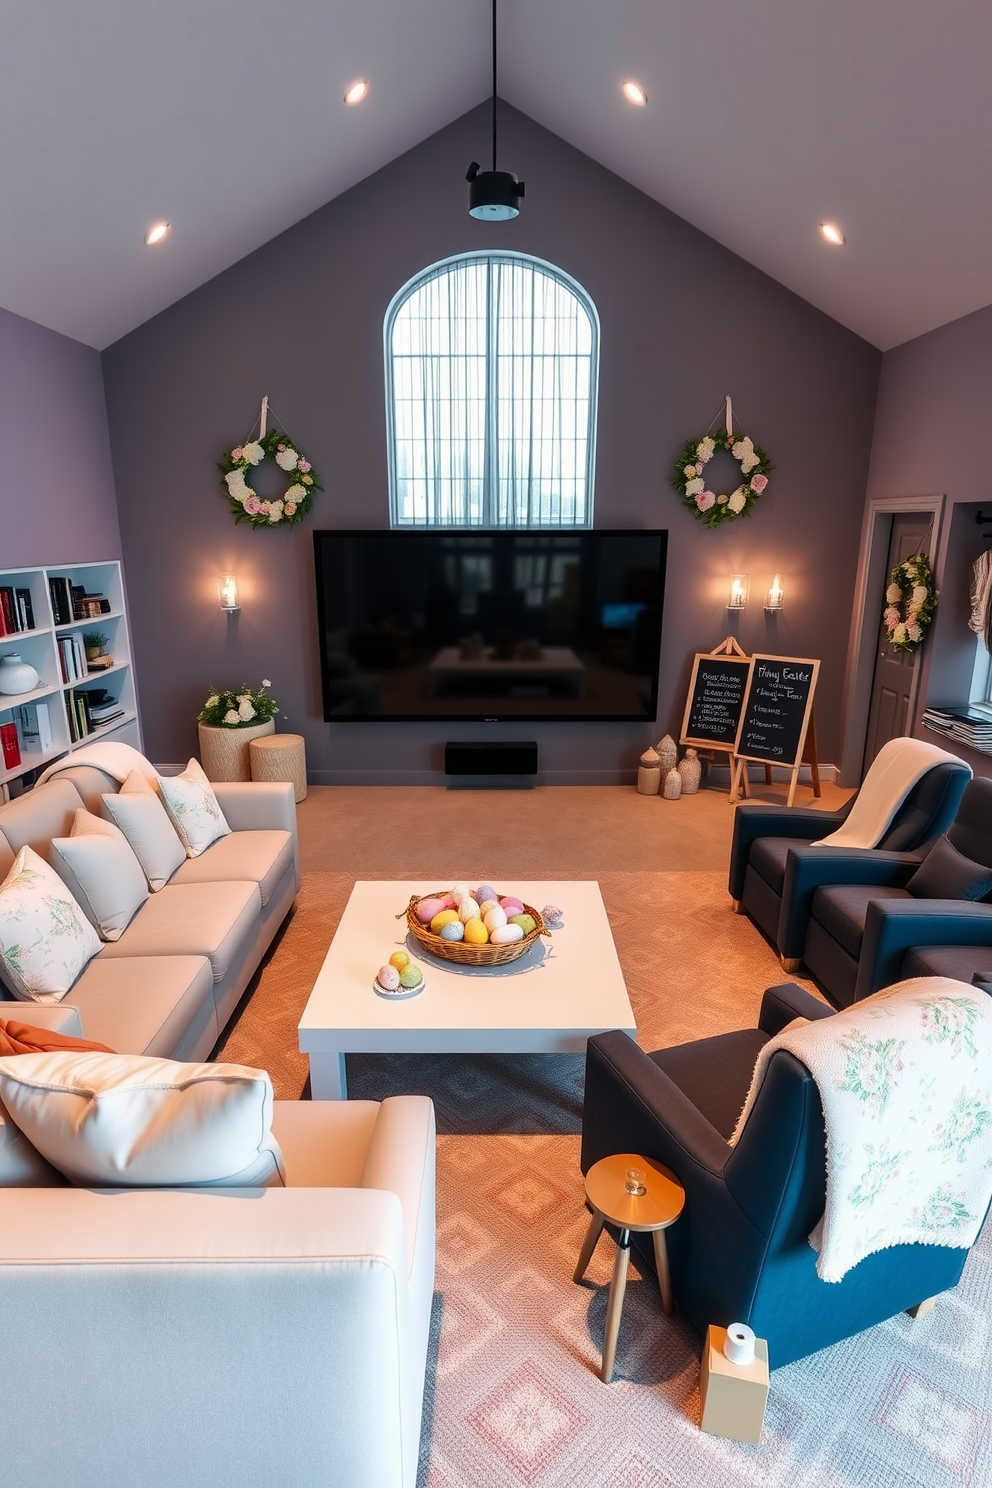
733,654 -> 820,806
680,642 -> 752,751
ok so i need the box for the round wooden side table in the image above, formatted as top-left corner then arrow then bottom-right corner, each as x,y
573,1152 -> 686,1383
249,732 -> 308,802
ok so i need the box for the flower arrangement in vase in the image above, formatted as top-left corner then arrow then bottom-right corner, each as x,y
197,680 -> 280,782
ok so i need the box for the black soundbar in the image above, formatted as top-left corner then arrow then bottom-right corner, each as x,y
444,741 -> 538,777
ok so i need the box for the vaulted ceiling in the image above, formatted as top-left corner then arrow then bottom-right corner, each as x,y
3,0 -> 989,351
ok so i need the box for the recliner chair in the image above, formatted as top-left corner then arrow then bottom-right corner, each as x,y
728,751 -> 970,968
580,982 -> 981,1368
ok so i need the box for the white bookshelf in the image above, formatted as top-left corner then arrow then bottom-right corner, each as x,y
0,560 -> 142,794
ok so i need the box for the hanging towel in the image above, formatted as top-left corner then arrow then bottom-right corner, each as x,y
814,736 -> 967,849
37,742 -> 159,789
970,549 -> 992,652
731,977 -> 992,1282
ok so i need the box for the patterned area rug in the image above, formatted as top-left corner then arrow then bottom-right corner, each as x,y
216,868 -> 992,1485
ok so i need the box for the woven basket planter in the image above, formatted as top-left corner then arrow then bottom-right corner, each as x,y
197,719 -> 275,782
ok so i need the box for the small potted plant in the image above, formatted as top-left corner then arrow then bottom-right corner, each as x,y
197,679 -> 280,781
83,631 -> 112,670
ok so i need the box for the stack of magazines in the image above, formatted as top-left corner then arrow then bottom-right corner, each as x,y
922,705 -> 992,753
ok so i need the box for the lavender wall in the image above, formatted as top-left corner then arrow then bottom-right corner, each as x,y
1,305 -> 121,568
867,301 -> 992,776
103,105 -> 879,782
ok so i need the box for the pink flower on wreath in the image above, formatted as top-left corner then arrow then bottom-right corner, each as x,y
231,447 -> 243,461
696,490 -> 716,511
750,473 -> 768,493
883,606 -> 900,628
244,496 -> 262,515
695,462 -> 703,475
298,459 -> 311,472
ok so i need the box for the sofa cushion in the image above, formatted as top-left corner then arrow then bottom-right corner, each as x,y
96,881 -> 261,984
906,834 -> 992,902
66,955 -> 216,1058
101,771 -> 185,891
49,809 -> 149,941
0,847 -> 101,1004
0,1052 -> 285,1187
271,1099 -> 382,1186
810,883 -> 912,958
169,829 -> 294,907
0,780 -> 82,860
158,758 -> 232,858
900,945 -> 992,986
747,837 -> 798,897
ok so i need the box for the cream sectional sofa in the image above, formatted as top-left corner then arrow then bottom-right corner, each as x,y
0,760 -> 300,1057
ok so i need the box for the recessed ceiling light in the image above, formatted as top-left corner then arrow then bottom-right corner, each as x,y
144,221 -> 170,246
344,79 -> 369,105
622,80 -> 647,106
819,221 -> 845,246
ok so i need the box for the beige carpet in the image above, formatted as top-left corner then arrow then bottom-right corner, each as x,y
213,785 -> 992,1487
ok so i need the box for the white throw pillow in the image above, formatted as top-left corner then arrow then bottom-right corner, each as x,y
49,809 -> 149,941
0,1052 -> 285,1187
158,757 -> 231,858
0,847 -> 101,1003
101,770 -> 185,891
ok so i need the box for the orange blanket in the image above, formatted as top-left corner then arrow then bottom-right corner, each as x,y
0,1019 -> 115,1057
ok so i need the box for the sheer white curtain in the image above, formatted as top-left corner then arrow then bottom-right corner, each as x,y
387,253 -> 597,527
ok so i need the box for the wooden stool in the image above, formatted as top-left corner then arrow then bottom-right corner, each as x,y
249,732 -> 308,802
573,1153 -> 685,1382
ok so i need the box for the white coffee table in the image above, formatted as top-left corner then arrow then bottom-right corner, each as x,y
298,880 -> 636,1099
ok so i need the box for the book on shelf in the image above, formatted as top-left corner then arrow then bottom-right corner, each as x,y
48,576 -> 74,627
12,701 -> 52,754
15,588 -> 35,631
0,586 -> 25,635
0,722 -> 20,771
922,704 -> 992,754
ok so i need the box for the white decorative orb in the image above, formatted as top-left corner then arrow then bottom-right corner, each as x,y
0,654 -> 40,695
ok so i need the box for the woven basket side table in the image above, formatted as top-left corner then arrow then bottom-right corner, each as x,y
198,720 -> 275,783
249,732 -> 308,802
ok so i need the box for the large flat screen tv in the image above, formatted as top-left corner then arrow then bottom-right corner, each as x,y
313,529 -> 667,723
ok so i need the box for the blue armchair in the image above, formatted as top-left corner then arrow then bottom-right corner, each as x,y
728,754 -> 970,967
802,778 -> 992,1006
580,983 -> 975,1369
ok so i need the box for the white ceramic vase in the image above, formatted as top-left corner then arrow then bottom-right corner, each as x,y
0,653 -> 40,696
197,718 -> 275,782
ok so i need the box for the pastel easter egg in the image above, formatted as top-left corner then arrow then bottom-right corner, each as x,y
477,898 -> 499,918
500,897 -> 524,916
484,905 -> 507,932
452,882 -> 471,903
377,965 -> 400,990
463,917 -> 490,945
416,897 -> 445,924
542,904 -> 564,929
510,914 -> 536,935
490,923 -> 524,944
388,950 -> 410,972
458,897 -> 481,923
399,963 -> 424,989
440,920 -> 465,941
476,884 -> 497,908
438,892 -> 458,910
431,909 -> 460,933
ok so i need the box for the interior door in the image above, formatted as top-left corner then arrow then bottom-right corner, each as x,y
862,513 -> 931,772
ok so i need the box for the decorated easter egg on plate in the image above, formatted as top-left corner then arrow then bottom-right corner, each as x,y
484,905 -> 507,932
377,964 -> 401,990
458,897 -> 481,923
416,897 -> 446,924
431,909 -> 460,933
463,917 -> 490,945
400,963 -> 424,989
510,913 -> 536,935
542,904 -> 564,929
490,923 -> 524,944
389,950 -> 410,972
440,920 -> 465,941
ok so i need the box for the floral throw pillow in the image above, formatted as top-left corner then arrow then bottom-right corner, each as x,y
157,758 -> 232,858
0,846 -> 101,1003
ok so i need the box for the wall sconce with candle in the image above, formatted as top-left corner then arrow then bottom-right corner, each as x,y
764,574 -> 785,613
218,575 -> 240,613
727,574 -> 749,610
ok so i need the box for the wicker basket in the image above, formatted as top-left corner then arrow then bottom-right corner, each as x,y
401,893 -> 548,967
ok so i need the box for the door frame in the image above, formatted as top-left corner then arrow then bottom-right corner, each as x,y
839,492 -> 946,788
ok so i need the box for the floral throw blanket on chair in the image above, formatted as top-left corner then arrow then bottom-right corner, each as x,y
732,977 -> 992,1281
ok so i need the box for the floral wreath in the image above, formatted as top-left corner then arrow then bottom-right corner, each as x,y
670,429 -> 773,529
219,429 -> 321,528
883,552 -> 937,652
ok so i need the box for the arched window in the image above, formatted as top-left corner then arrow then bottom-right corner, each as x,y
385,251 -> 598,528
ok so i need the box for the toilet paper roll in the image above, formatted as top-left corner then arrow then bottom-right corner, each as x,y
723,1323 -> 756,1367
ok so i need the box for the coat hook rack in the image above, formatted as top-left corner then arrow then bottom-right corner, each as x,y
976,510 -> 992,524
